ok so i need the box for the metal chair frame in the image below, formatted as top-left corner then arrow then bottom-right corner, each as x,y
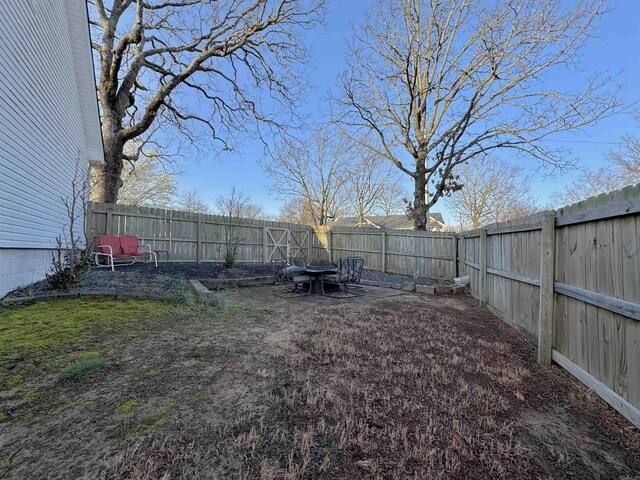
345,256 -> 364,284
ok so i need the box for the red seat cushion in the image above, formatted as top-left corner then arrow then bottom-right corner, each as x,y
113,253 -> 135,259
99,235 -> 121,255
120,235 -> 141,256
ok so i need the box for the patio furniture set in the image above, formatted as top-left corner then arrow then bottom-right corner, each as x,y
278,257 -> 365,296
91,235 -> 363,297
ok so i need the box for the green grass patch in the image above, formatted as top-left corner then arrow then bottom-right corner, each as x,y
115,399 -> 138,415
0,298 -> 184,359
133,401 -> 180,434
191,391 -> 211,404
60,358 -> 107,379
76,351 -> 101,361
22,388 -> 39,402
6,373 -> 23,389
144,370 -> 160,377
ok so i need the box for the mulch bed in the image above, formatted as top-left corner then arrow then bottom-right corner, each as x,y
3,263 -> 441,301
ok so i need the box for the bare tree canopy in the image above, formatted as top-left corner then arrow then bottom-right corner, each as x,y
608,131 -> 640,184
347,141 -> 403,224
373,182 -> 410,216
117,154 -> 179,208
446,155 -> 537,229
214,187 -> 264,220
553,122 -> 640,206
89,0 -> 325,203
277,197 -> 317,225
265,127 -> 353,226
179,189 -> 211,214
336,0 -> 621,230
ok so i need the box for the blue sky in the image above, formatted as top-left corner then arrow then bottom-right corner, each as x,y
178,0 -> 640,223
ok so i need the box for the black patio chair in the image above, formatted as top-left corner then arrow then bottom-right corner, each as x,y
322,258 -> 349,294
346,256 -> 365,284
278,263 -> 312,294
292,257 -> 308,268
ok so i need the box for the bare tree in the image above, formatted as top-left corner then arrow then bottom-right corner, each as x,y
48,155 -> 91,290
214,187 -> 264,220
347,142 -> 402,224
117,154 -> 179,208
336,0 -> 621,230
373,183 -> 410,216
214,187 -> 262,267
446,155 -> 537,230
89,0 -> 325,203
553,121 -> 640,206
608,132 -> 640,184
265,127 -> 352,226
551,167 -> 616,207
277,197 -> 316,225
179,189 -> 211,214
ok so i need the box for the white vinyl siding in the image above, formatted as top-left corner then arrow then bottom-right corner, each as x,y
65,0 -> 104,163
0,0 -> 94,249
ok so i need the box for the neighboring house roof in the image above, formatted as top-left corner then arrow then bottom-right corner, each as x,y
330,214 -> 446,230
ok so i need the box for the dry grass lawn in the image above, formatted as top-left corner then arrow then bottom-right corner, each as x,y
0,289 -> 639,479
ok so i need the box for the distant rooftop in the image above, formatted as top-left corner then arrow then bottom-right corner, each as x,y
330,213 -> 445,231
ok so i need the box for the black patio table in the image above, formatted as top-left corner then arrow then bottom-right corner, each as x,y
305,264 -> 337,295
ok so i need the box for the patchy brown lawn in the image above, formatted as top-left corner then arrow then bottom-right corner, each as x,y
0,288 -> 638,479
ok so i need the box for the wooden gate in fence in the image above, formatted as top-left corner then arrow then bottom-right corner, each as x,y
263,227 -> 311,263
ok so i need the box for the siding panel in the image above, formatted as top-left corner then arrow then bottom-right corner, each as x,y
0,1 -> 93,249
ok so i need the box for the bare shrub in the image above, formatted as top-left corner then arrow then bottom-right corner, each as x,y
47,155 -> 91,291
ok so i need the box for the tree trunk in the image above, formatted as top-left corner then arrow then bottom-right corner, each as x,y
100,119 -> 125,204
413,161 -> 427,231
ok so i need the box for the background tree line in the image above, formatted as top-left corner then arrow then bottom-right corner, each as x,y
89,0 -> 635,232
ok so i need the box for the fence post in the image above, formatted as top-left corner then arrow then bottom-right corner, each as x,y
459,234 -> 466,277
381,230 -> 386,272
328,229 -> 333,263
308,227 -> 313,261
263,225 -> 268,263
479,229 -> 487,308
452,234 -> 459,278
196,214 -> 203,263
537,211 -> 556,365
85,201 -> 94,250
105,206 -> 113,235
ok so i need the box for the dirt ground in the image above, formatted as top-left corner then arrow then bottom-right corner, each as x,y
1,287 -> 639,479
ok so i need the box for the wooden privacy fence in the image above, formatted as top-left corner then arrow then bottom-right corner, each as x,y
87,203 -> 313,264
88,203 -> 457,278
458,184 -> 640,428
313,226 -> 457,279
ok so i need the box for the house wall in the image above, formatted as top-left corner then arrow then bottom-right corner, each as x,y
0,0 -> 102,296
0,249 -> 55,296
